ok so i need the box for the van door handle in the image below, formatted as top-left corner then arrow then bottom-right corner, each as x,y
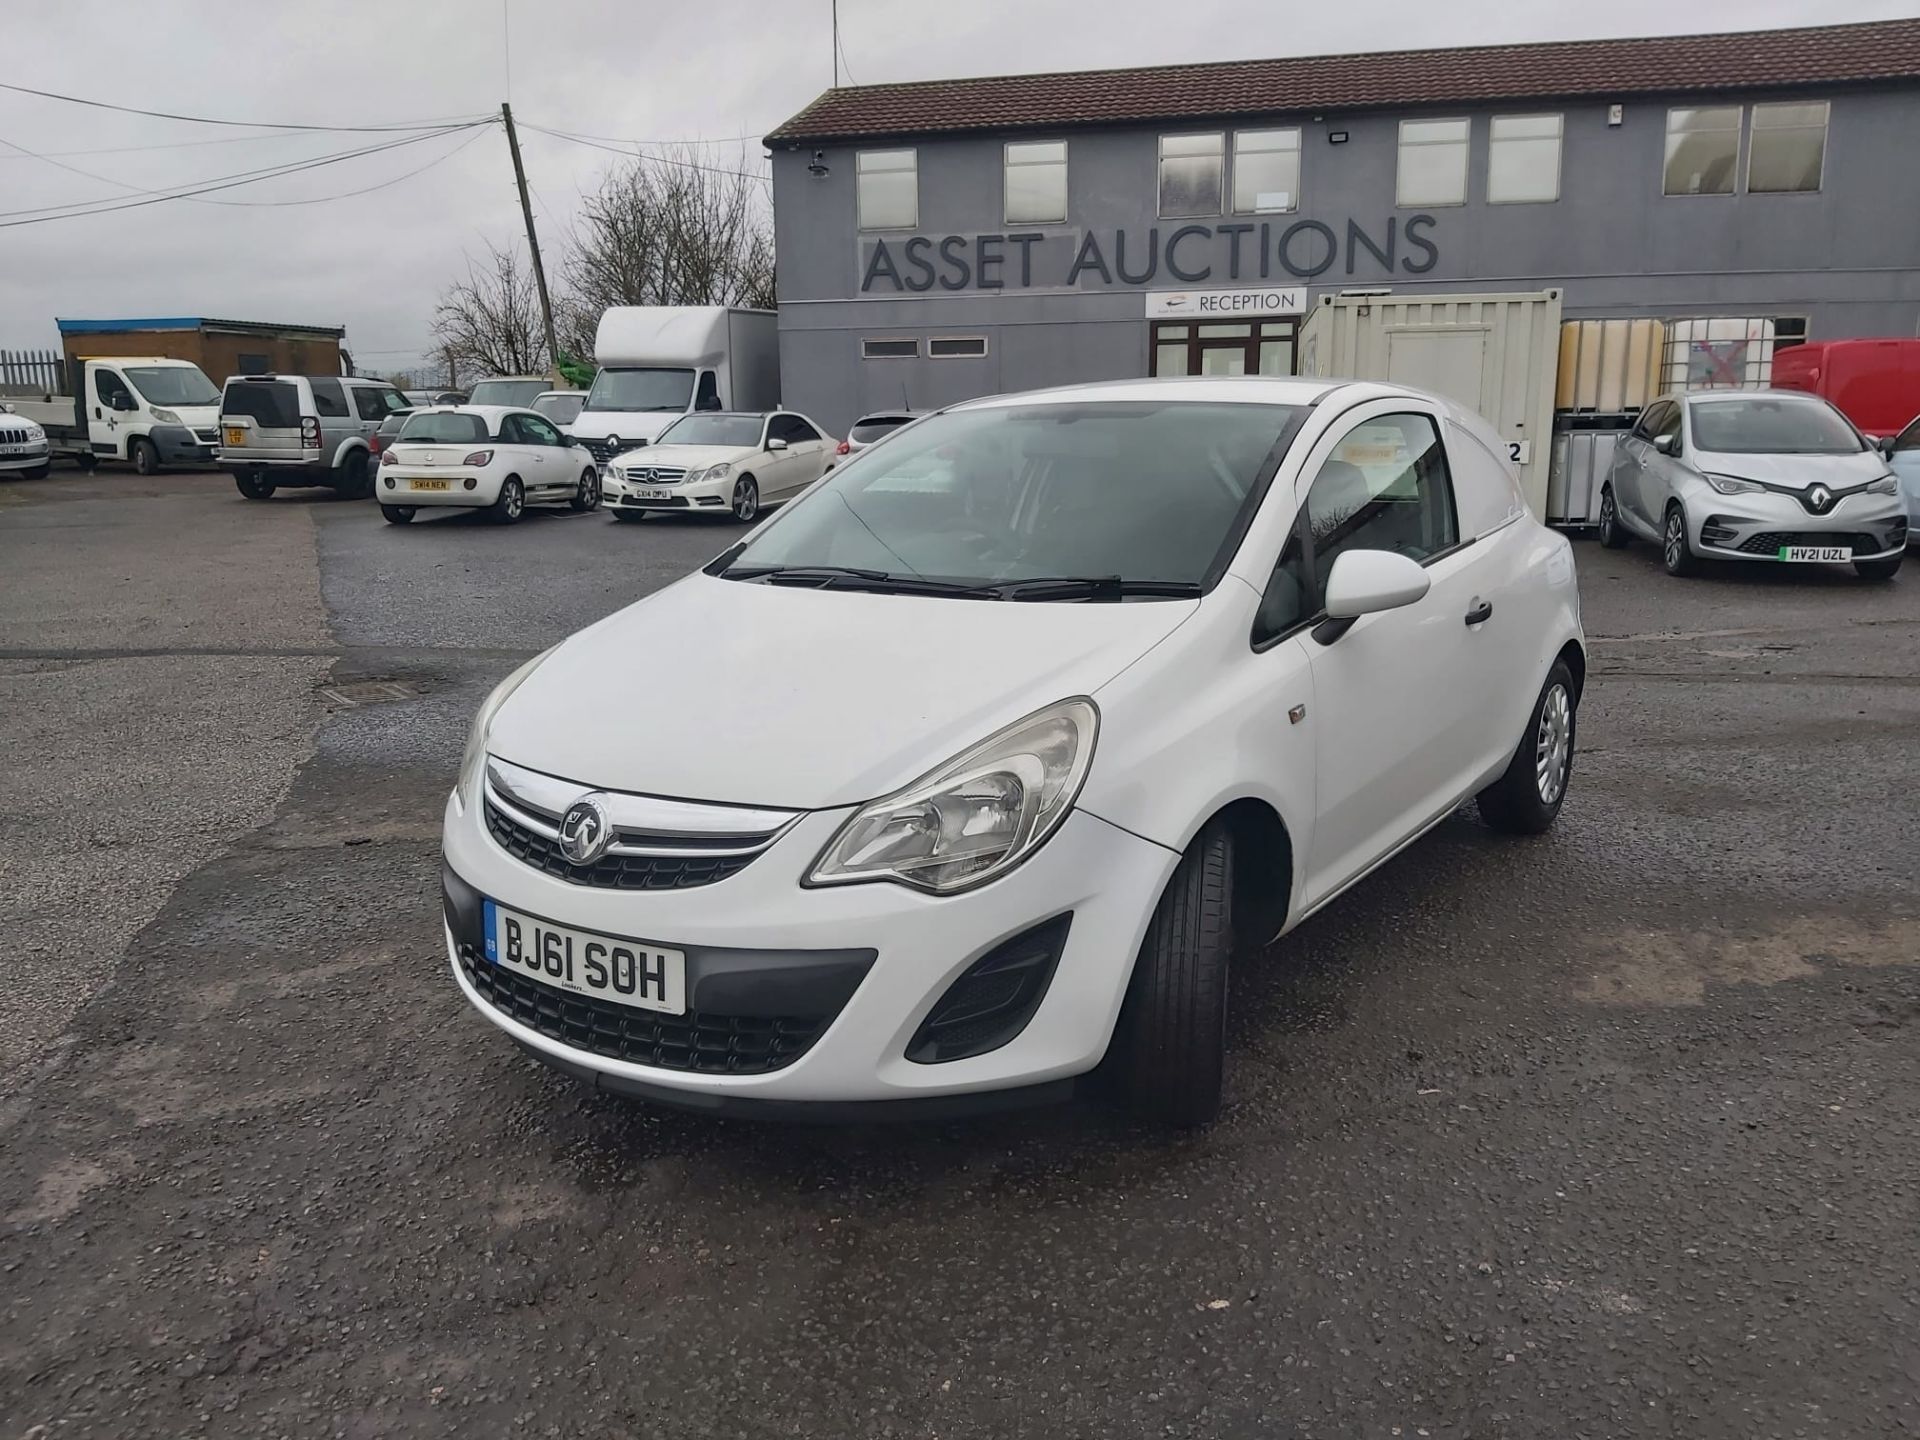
1464,599 -> 1493,626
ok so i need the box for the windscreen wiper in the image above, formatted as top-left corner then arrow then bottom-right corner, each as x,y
992,575 -> 1205,602
720,564 -> 999,597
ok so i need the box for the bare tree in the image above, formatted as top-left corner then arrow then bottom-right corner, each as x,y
561,145 -> 776,349
433,241 -> 549,379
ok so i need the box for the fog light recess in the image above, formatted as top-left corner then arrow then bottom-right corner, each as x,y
905,915 -> 1072,1064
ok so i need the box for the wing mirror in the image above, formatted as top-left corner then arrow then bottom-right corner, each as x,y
1651,433 -> 1677,456
1314,549 -> 1431,645
1877,434 -> 1897,460
766,437 -> 790,452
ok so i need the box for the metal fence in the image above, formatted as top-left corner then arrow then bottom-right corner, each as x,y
0,348 -> 65,395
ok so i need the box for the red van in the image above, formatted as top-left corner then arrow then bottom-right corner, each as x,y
1772,339 -> 1920,437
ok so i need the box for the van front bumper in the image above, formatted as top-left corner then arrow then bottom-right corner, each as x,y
441,783 -> 1179,1112
152,424 -> 216,466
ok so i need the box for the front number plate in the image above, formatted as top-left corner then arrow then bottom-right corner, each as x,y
635,488 -> 672,500
223,426 -> 246,447
483,900 -> 687,1015
1779,545 -> 1851,563
411,478 -> 451,491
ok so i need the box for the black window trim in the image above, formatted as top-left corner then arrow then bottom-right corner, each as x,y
1248,400 -> 1466,653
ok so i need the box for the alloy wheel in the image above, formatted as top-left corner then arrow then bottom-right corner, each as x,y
733,478 -> 758,522
1664,512 -> 1684,569
1534,683 -> 1572,804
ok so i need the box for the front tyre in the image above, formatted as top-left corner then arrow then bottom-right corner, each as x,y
1662,503 -> 1698,577
130,437 -> 159,476
1596,485 -> 1628,549
1477,659 -> 1577,835
489,476 -> 524,525
1855,554 -> 1902,582
570,467 -> 600,512
731,475 -> 759,523
1113,822 -> 1234,1129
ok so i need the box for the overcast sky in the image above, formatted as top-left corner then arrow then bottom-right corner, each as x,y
1,0 -> 1909,379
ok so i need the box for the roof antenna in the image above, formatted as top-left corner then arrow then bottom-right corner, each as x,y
831,0 -> 840,87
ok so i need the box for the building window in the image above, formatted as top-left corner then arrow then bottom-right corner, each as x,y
1150,319 -> 1297,377
1231,128 -> 1300,213
1664,106 -> 1741,195
1004,141 -> 1067,224
237,352 -> 269,374
856,149 -> 917,230
1773,316 -> 1809,350
928,336 -> 988,358
1396,118 -> 1469,207
1487,114 -> 1561,203
861,337 -> 918,359
1748,101 -> 1827,193
1159,133 -> 1224,218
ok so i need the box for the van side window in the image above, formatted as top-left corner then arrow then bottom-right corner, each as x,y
1305,412 -> 1458,594
695,371 -> 721,411
95,370 -> 134,409
1252,524 -> 1311,645
311,378 -> 349,418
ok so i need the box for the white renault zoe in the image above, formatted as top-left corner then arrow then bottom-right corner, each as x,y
442,378 -> 1585,1126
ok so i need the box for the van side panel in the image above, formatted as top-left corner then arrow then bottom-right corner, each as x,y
728,309 -> 781,411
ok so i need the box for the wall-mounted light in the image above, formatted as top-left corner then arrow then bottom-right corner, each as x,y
1607,104 -> 1623,127
807,150 -> 830,177
1328,130 -> 1349,144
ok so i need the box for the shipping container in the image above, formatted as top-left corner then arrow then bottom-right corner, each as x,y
1298,289 -> 1563,517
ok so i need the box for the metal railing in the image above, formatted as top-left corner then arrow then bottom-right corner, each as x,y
0,348 -> 65,396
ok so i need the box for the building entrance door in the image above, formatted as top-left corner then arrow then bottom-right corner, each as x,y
1149,319 -> 1299,377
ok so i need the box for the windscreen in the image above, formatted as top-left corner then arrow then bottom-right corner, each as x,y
467,379 -> 548,407
850,416 -> 912,444
126,366 -> 219,407
398,411 -> 489,444
657,414 -> 762,448
728,401 -> 1299,588
585,367 -> 694,412
222,380 -> 301,428
1691,397 -> 1863,455
533,394 -> 585,425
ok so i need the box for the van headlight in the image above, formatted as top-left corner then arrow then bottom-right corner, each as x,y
807,699 -> 1098,894
456,649 -> 553,808
150,408 -> 181,425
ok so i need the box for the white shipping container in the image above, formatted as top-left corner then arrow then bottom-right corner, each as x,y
1298,289 -> 1564,517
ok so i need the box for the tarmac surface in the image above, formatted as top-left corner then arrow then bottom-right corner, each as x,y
1,467 -> 1915,1438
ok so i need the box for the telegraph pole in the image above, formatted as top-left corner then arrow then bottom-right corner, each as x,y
501,102 -> 561,381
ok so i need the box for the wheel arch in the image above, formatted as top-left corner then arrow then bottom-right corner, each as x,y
1555,638 -> 1587,703
1182,796 -> 1295,950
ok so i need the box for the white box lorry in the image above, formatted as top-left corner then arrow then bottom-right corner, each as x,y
571,306 -> 779,464
11,356 -> 223,473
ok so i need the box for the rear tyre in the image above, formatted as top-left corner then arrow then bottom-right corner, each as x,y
489,476 -> 525,525
337,449 -> 371,499
1661,503 -> 1698,577
570,467 -> 600,512
1477,659 -> 1577,835
130,438 -> 159,476
234,469 -> 275,501
731,475 -> 759,523
1596,485 -> 1628,549
1113,822 -> 1234,1129
380,504 -> 416,525
1855,554 -> 1902,582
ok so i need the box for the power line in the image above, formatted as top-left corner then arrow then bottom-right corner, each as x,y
527,125 -> 763,147
519,123 -> 770,183
0,123 -> 490,228
0,129 -> 341,162
0,79 -> 491,134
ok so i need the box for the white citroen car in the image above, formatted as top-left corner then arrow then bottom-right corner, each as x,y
602,410 -> 836,523
378,406 -> 599,524
443,378 -> 1585,1127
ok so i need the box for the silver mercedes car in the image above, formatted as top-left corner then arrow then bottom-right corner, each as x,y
1598,390 -> 1906,581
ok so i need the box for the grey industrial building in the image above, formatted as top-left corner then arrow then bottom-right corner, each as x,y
765,17 -> 1920,433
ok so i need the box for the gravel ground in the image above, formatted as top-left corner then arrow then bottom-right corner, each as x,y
0,471 -> 1915,1439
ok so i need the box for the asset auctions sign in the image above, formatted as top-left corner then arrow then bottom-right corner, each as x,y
1145,287 -> 1304,318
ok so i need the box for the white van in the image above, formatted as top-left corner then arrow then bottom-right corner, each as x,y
21,357 -> 223,474
570,307 -> 779,465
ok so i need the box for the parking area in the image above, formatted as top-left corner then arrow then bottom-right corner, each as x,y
2,467 -> 1917,1438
